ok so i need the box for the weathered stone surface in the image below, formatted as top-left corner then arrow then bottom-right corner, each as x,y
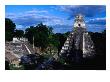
59,14 -> 95,63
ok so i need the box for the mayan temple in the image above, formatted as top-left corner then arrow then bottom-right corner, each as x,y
59,14 -> 95,63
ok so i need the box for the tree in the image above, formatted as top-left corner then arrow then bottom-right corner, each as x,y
88,30 -> 106,69
25,26 -> 35,44
55,33 -> 67,53
34,23 -> 50,50
25,23 -> 51,50
14,30 -> 24,39
5,18 -> 16,41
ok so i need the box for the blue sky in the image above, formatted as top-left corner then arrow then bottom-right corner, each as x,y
5,5 -> 106,33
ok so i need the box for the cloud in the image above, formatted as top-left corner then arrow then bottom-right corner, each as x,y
6,9 -> 64,27
87,24 -> 105,32
26,9 -> 48,14
87,17 -> 106,25
86,17 -> 106,32
52,24 -> 72,33
57,5 -> 106,19
16,25 -> 24,29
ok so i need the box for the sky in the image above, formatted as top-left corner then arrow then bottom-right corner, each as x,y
5,5 -> 106,33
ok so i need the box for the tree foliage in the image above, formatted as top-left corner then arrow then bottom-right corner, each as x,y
14,29 -> 24,39
5,18 -> 16,41
25,23 -> 52,50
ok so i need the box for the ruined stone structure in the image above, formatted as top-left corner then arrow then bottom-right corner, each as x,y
59,14 -> 95,61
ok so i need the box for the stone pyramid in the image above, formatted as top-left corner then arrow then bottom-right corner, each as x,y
59,14 -> 95,62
